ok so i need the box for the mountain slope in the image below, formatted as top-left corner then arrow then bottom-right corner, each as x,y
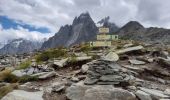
41,12 -> 98,49
117,21 -> 170,44
0,38 -> 42,55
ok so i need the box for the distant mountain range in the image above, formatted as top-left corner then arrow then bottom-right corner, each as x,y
0,38 -> 42,55
41,12 -> 170,50
1,12 -> 170,54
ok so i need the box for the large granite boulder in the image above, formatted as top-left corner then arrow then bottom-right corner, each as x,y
66,84 -> 137,100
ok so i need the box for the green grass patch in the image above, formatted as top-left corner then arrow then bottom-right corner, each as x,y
80,44 -> 92,54
35,48 -> 68,63
16,60 -> 31,70
0,69 -> 38,83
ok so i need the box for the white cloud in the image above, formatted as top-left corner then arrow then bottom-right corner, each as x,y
0,25 -> 54,43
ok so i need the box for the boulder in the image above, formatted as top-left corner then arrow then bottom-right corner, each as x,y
66,84 -> 90,100
66,84 -> 137,100
1,90 -> 43,100
135,90 -> 152,100
102,52 -> 119,62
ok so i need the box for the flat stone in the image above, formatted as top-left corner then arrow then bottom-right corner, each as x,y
116,45 -> 144,54
97,81 -> 120,85
84,77 -> 98,85
140,87 -> 170,99
129,60 -> 146,65
75,56 -> 92,62
52,82 -> 65,92
71,77 -> 79,82
135,90 -> 152,100
99,75 -> 124,82
38,71 -> 56,79
54,58 -> 68,67
1,90 -> 43,100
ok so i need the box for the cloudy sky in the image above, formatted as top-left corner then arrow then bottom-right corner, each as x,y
0,0 -> 170,43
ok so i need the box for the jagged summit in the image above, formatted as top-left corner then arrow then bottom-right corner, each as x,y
73,12 -> 92,25
41,12 -> 98,49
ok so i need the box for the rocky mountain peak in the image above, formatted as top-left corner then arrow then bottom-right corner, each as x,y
73,12 -> 93,25
41,12 -> 98,49
121,21 -> 144,31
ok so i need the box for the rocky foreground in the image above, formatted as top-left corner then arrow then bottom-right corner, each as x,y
1,41 -> 170,100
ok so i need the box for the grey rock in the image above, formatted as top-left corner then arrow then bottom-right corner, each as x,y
51,82 -> 65,92
81,64 -> 89,73
135,90 -> 152,100
164,88 -> 170,96
116,45 -> 144,55
84,77 -> 98,85
12,70 -> 26,77
1,90 -> 43,100
139,87 -> 170,99
101,52 -> 119,62
129,59 -> 146,65
38,71 -> 56,79
71,77 -> 80,82
66,84 -> 90,100
99,75 -> 124,82
53,58 -> 69,68
66,85 -> 137,100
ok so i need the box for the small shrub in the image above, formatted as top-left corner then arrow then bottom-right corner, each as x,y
35,51 -> 50,62
0,69 -> 12,81
3,74 -> 19,83
16,60 -> 31,70
80,44 -> 92,54
69,56 -> 77,63
19,75 -> 38,83
35,48 -> 68,63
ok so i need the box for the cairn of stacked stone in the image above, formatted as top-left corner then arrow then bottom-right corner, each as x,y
84,60 -> 135,86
